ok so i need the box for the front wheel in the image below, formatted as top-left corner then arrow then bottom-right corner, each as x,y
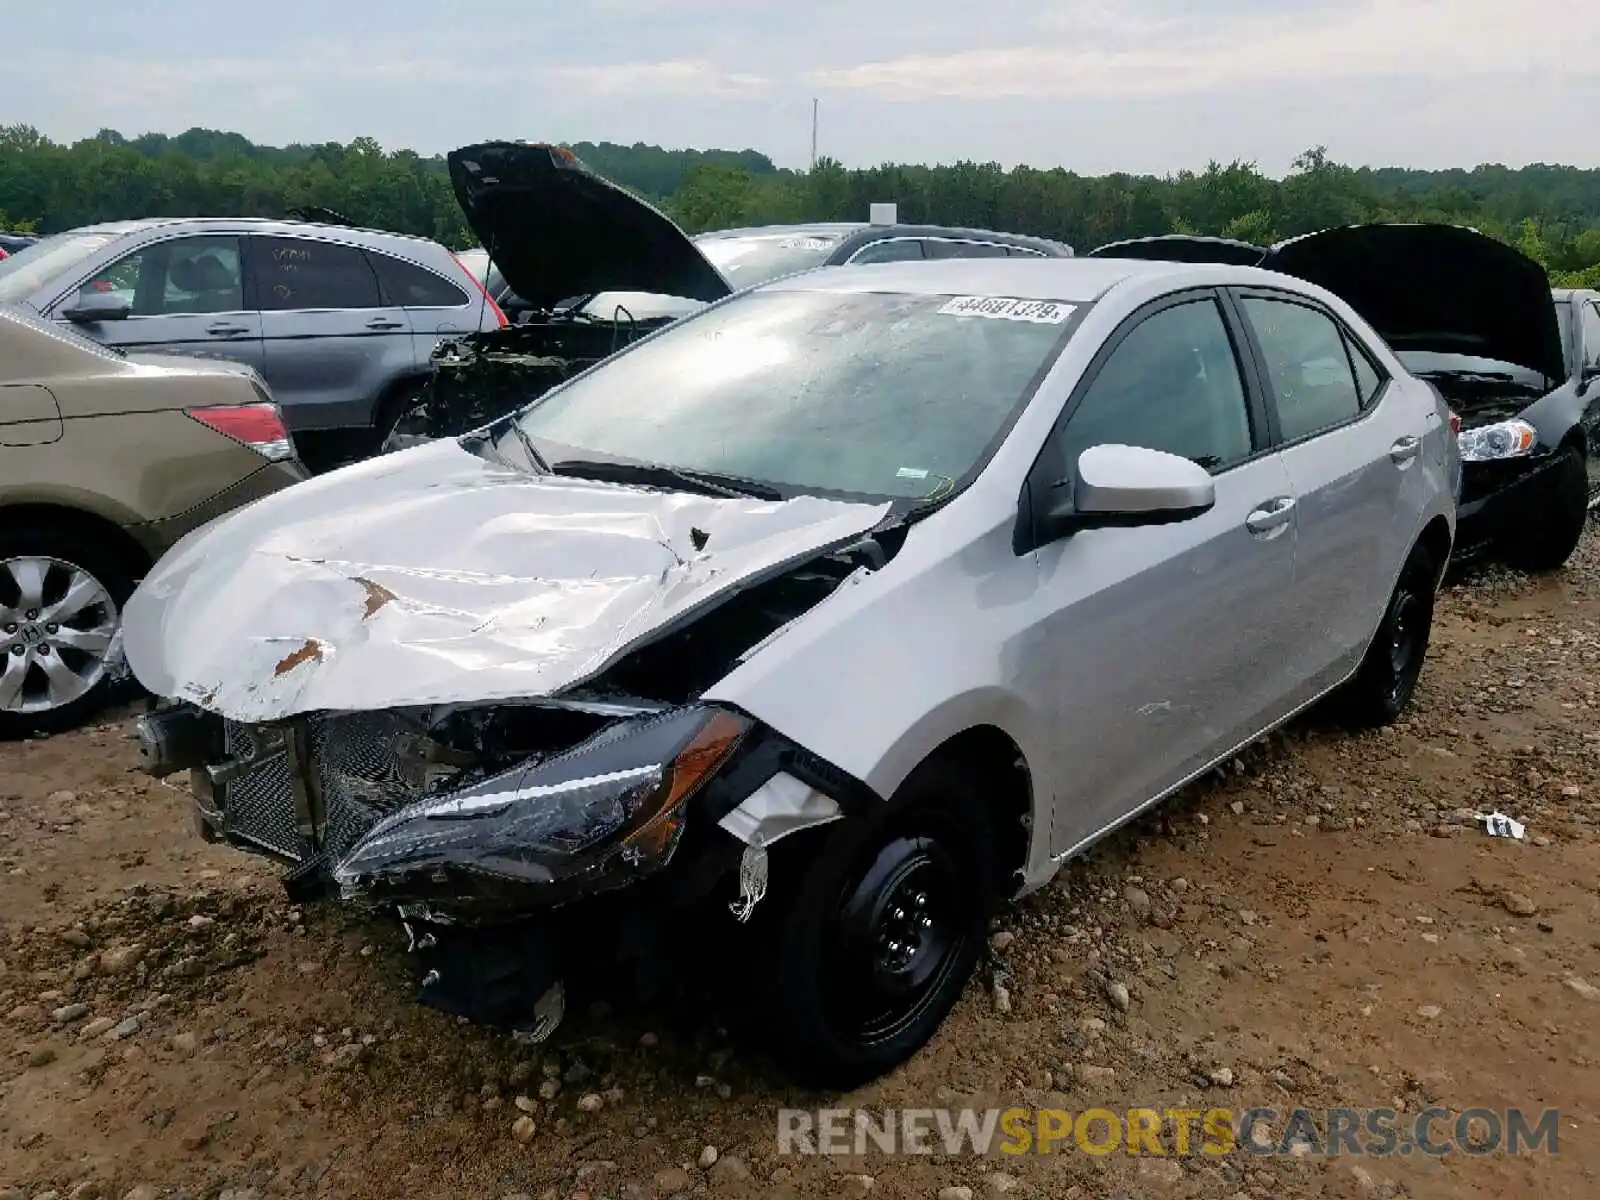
1339,543 -> 1438,728
1500,445 -> 1588,573
748,760 -> 1001,1089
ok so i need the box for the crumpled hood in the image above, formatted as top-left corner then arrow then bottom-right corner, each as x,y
1089,224 -> 1565,383
122,439 -> 889,723
447,141 -> 733,311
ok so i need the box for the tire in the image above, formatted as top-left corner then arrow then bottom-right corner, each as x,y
747,758 -> 1002,1089
1339,543 -> 1438,728
0,525 -> 137,737
1500,445 -> 1589,573
375,385 -> 435,456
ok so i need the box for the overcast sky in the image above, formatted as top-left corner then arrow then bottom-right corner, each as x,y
3,0 -> 1597,175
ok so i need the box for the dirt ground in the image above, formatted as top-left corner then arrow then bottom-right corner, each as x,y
3,527 -> 1599,1200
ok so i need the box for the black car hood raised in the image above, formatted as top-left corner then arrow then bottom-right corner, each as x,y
1090,224 -> 1565,383
1087,234 -> 1268,265
447,142 -> 733,311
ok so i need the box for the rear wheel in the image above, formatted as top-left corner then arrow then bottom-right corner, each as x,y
748,759 -> 1001,1088
1500,445 -> 1588,573
0,527 -> 136,737
1339,543 -> 1438,728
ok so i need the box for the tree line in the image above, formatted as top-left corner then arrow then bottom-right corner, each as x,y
2,125 -> 1598,287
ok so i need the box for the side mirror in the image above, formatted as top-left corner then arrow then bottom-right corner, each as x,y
62,292 -> 132,323
1033,443 -> 1216,544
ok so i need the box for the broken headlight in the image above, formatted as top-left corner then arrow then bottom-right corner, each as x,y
331,706 -> 749,902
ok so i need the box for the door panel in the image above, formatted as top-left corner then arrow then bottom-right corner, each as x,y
1032,453 -> 1297,856
245,236 -> 414,432
1021,294 -> 1299,856
55,235 -> 266,374
1238,294 -> 1422,700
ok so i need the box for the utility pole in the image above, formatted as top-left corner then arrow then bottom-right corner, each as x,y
810,97 -> 818,171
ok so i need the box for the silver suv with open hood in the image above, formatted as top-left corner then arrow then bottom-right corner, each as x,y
125,256 -> 1457,1085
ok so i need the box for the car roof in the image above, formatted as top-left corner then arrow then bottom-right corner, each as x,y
693,221 -> 1067,252
759,256 -> 1229,303
53,216 -> 447,249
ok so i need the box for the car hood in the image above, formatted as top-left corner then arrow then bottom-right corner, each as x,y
1090,225 -> 1565,383
1086,235 -> 1268,265
121,438 -> 889,723
447,142 -> 733,311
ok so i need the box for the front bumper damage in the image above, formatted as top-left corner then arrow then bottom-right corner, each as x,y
136,696 -> 870,1037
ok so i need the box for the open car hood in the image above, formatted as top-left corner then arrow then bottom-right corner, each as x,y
121,438 -> 889,723
1089,225 -> 1565,382
447,142 -> 733,311
1087,235 -> 1268,265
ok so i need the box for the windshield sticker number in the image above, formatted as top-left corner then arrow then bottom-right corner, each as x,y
939,296 -> 1074,324
778,236 -> 834,251
895,467 -> 930,480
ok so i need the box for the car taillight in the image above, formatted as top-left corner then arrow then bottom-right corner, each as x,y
186,402 -> 296,462
452,251 -> 509,328
1448,409 -> 1462,436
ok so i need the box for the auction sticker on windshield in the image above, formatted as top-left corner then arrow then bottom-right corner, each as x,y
938,296 -> 1075,323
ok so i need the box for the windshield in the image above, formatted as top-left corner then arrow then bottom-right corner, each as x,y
0,232 -> 120,305
695,233 -> 844,289
505,288 -> 1080,503
1554,299 -> 1575,376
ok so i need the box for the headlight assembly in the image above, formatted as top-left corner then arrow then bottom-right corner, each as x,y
1457,419 -> 1538,462
332,705 -> 749,902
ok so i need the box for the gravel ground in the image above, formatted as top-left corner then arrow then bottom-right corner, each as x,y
2,523 -> 1598,1200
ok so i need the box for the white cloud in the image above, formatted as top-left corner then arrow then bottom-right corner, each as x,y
807,0 -> 1600,100
552,59 -> 771,99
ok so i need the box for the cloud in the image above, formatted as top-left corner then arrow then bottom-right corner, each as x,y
806,0 -> 1599,100
551,59 -> 771,99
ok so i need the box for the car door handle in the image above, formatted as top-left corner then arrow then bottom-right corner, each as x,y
1246,496 -> 1296,536
205,323 -> 250,337
365,317 -> 405,330
1390,436 -> 1422,464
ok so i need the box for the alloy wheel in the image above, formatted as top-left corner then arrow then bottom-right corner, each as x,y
0,556 -> 120,715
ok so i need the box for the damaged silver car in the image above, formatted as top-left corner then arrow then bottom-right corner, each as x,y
125,255 -> 1458,1085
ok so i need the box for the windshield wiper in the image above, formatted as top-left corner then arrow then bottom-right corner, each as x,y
548,459 -> 783,501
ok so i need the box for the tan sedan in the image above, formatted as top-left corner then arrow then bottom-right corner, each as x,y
1,305 -> 308,735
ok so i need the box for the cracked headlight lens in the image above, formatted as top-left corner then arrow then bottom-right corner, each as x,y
1458,419 -> 1537,462
333,706 -> 749,897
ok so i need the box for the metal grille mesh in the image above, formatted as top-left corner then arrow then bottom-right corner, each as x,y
310,711 -> 427,858
220,721 -> 309,861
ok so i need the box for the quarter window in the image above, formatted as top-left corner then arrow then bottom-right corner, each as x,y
1057,298 -> 1254,474
369,252 -> 469,308
1344,333 -> 1386,408
80,236 -> 244,316
1242,297 -> 1364,441
246,237 -> 382,311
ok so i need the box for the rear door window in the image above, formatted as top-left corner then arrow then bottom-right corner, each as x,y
245,237 -> 382,311
1241,296 -> 1365,441
369,252 -> 469,308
